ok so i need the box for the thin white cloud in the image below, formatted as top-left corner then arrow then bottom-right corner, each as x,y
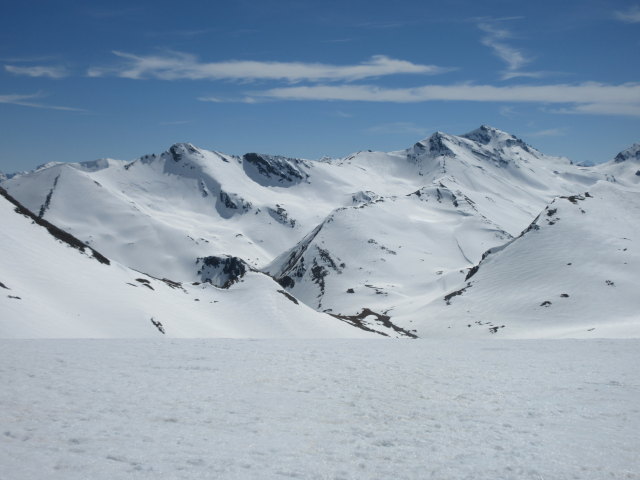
500,70 -> 547,80
477,20 -> 547,80
478,22 -> 529,71
197,96 -> 225,103
499,105 -> 516,117
0,92 -> 83,111
250,82 -> 640,103
5,65 -> 69,79
88,51 -> 451,82
552,103 -> 640,117
198,95 -> 263,104
526,128 -> 566,137
614,5 -> 640,23
245,82 -> 640,116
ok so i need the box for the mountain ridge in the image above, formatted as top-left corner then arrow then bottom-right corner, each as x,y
2,126 -> 639,338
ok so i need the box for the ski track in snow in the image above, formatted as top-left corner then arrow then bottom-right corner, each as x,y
1,339 -> 639,480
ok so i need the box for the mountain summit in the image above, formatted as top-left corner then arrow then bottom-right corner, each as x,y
461,124 -> 530,148
613,143 -> 640,163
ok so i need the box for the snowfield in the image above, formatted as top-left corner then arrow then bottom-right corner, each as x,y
1,339 -> 639,480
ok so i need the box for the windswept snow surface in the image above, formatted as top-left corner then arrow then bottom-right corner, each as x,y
1,339 -> 639,480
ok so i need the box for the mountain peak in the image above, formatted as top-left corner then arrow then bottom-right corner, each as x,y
167,143 -> 202,162
411,131 -> 455,158
613,143 -> 640,163
77,158 -> 115,172
461,125 -> 513,144
461,125 -> 535,155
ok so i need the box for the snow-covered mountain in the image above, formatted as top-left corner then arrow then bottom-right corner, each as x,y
2,125 -> 638,338
594,143 -> 640,186
0,186 -> 378,338
406,182 -> 640,338
2,126 -> 595,278
264,183 -> 512,319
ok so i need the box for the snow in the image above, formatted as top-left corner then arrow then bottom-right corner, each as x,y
1,339 -> 639,479
594,143 -> 640,186
1,125 -> 639,339
0,188 -> 373,339
264,184 -> 511,318
1,126 -> 598,281
410,182 -> 640,338
1,127 -> 640,477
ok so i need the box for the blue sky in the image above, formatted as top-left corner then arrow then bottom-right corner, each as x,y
1,0 -> 639,172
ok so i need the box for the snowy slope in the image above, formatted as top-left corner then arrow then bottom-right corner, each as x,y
338,125 -> 597,233
265,182 -> 511,322
2,146 -> 327,279
258,126 -> 606,324
2,126 -> 639,338
0,187 -> 376,338
411,182 -> 640,338
2,126 -> 598,282
595,143 -> 640,186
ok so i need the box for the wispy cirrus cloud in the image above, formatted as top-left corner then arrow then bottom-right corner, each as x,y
551,103 -> 640,117
526,128 -> 566,137
478,22 -> 529,72
198,95 -> 262,104
499,105 -> 516,117
88,51 -> 452,82
613,5 -> 640,23
0,92 -> 83,111
4,65 -> 69,79
244,82 -> 640,116
476,19 -> 549,80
